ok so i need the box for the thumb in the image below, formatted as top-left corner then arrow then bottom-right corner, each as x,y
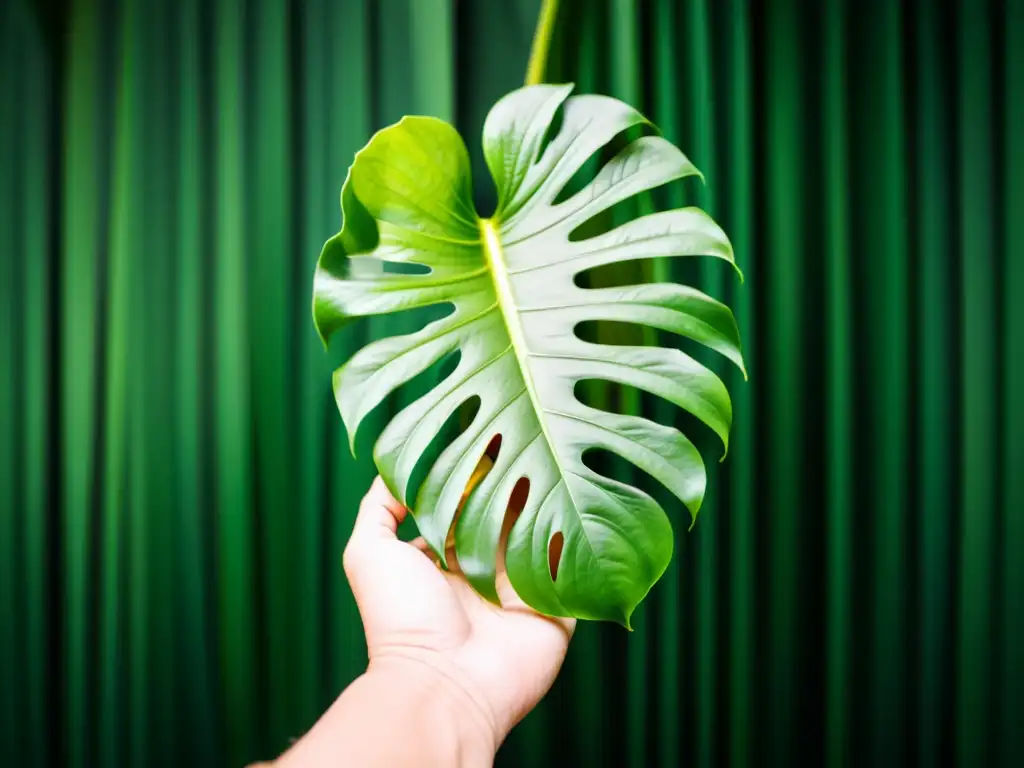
343,476 -> 407,581
350,476 -> 407,542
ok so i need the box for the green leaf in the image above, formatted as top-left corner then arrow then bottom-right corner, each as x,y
313,83 -> 744,628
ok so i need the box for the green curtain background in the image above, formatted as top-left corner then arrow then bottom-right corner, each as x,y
2,0 -> 1022,765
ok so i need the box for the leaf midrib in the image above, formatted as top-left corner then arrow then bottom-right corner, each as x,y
479,218 -> 633,619
478,218 -> 574,508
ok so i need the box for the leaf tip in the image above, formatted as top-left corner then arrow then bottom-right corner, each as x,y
344,411 -> 360,458
619,608 -> 635,632
684,493 -> 703,531
313,311 -> 333,351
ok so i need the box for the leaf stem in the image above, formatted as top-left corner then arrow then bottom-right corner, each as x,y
525,0 -> 560,86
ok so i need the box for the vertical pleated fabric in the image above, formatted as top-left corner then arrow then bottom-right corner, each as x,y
1,0 -> 1022,766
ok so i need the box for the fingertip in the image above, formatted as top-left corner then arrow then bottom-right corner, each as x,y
367,475 -> 403,510
352,475 -> 408,540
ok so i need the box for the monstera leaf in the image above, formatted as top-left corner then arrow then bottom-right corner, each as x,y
313,83 -> 744,627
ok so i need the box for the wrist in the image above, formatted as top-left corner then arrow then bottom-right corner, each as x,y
365,653 -> 501,764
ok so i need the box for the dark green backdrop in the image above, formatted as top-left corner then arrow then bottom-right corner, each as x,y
2,0 -> 1022,765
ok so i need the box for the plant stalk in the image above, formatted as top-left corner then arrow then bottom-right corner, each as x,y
525,0 -> 560,86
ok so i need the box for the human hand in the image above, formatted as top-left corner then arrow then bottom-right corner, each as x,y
343,472 -> 576,755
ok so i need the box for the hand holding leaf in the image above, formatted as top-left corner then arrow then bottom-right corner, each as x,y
313,83 -> 744,627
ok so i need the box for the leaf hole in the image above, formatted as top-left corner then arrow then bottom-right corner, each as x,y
573,319 -> 654,348
458,390 -> 482,422
579,447 -> 680,517
323,302 -> 457,372
572,320 -> 728,372
381,260 -> 431,275
580,446 -> 635,484
572,377 -> 648,419
551,125 -> 651,207
548,531 -> 564,582
484,433 -> 502,461
573,380 -> 721,457
353,346 -> 460,460
460,432 -> 500,510
443,434 -> 501,567
535,101 -> 565,167
498,477 -> 531,572
404,386 -> 478,507
572,257 -> 733,302
565,174 -> 698,244
571,258 -> 667,290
